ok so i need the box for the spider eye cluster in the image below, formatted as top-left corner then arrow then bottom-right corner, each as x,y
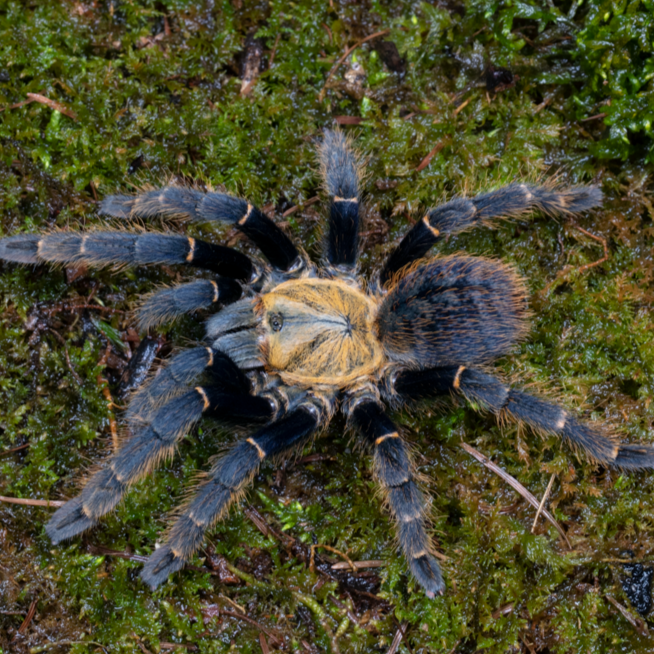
269,313 -> 284,332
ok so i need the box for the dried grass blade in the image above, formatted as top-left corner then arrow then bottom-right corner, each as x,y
460,443 -> 570,548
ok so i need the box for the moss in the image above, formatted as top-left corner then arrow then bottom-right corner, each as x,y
1,0 -> 654,652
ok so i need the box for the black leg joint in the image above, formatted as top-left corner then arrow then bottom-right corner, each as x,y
238,206 -> 299,271
393,367 -> 459,401
327,200 -> 358,266
380,218 -> 441,287
350,399 -> 396,446
207,350 -> 253,395
202,388 -> 274,423
255,406 -> 318,457
187,240 -> 254,281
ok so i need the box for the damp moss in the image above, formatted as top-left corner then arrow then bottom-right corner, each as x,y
1,1 -> 654,652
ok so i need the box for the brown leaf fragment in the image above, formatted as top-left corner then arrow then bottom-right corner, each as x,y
333,116 -> 363,125
240,30 -> 265,97
205,553 -> 240,584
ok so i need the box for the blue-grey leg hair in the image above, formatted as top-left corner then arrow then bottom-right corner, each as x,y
319,130 -> 361,268
349,397 -> 444,597
140,403 -> 321,588
381,184 -> 603,286
100,187 -> 300,271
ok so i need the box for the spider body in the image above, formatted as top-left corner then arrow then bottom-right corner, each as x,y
2,130 -> 653,597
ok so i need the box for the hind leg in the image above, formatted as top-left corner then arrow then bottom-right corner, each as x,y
140,401 -> 323,588
392,366 -> 654,469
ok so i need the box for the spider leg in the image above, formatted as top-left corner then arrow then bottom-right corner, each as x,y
137,278 -> 242,331
126,347 -> 252,425
348,396 -> 444,598
46,384 -> 275,544
100,187 -> 300,272
380,184 -> 603,286
319,130 -> 360,268
140,401 -> 322,589
0,231 -> 255,280
393,366 -> 654,469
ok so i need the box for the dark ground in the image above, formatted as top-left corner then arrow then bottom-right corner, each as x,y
1,1 -> 654,652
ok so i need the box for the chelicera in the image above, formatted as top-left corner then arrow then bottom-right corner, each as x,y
2,131 -> 650,597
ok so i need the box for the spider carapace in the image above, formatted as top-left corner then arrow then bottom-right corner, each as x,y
2,130 -> 653,598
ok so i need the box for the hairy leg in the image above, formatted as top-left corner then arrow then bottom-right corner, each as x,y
0,230 -> 255,280
380,184 -> 602,286
348,396 -> 444,597
137,278 -> 242,331
140,401 -> 323,588
393,366 -> 654,469
46,385 -> 275,544
100,187 -> 300,271
318,130 -> 361,269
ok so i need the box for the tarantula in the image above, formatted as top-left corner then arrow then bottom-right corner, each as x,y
1,131 -> 653,598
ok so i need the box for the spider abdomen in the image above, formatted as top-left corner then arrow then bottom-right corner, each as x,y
376,255 -> 529,368
260,278 -> 384,387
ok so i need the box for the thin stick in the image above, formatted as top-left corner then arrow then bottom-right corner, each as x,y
329,595 -> 360,627
13,597 -> 38,640
453,97 -> 471,116
318,29 -> 390,101
88,544 -> 149,563
268,34 -> 281,68
0,495 -> 65,508
580,112 -> 607,123
43,303 -> 126,315
385,622 -> 408,654
46,328 -> 82,385
159,643 -> 198,651
571,223 -> 610,273
415,138 -> 449,172
531,473 -> 557,532
310,544 -> 357,574
219,609 -> 282,647
282,195 -> 320,218
98,376 -> 119,449
259,633 -> 270,654
26,93 -> 78,121
0,442 -> 30,457
331,559 -> 384,570
30,641 -> 106,653
460,443 -> 571,547
605,595 -> 650,637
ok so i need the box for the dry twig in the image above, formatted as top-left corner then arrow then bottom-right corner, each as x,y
571,223 -> 610,273
415,138 -> 450,172
282,195 -> 320,218
11,597 -> 38,642
605,594 -> 650,637
331,559 -> 384,570
385,622 -> 408,654
310,544 -> 357,574
0,443 -> 30,457
531,473 -> 557,532
461,442 -> 571,547
0,495 -> 65,508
